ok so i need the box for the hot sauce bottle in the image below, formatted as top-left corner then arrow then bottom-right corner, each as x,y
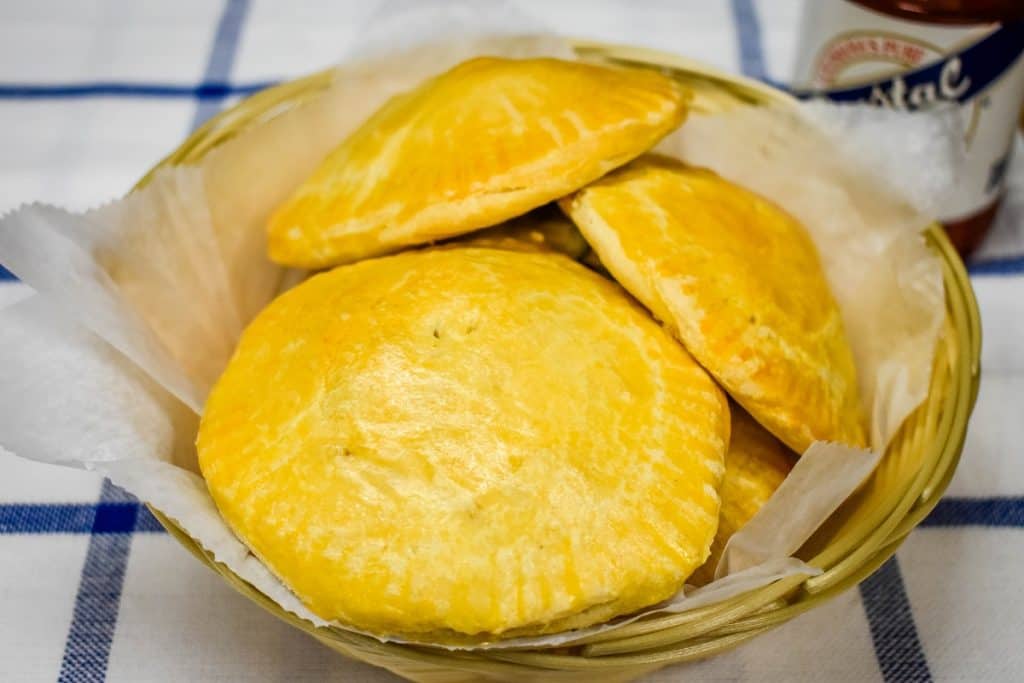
792,1 -> 1024,256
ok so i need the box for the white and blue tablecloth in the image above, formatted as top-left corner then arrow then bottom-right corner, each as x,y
1,2 -> 1022,681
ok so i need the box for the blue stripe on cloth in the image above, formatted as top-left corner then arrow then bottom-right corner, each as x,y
133,505 -> 169,532
0,502 -> 165,534
729,0 -> 769,82
0,0 -> 259,285
192,0 -> 252,128
0,80 -> 273,100
859,556 -> 933,682
3,495 -> 1019,536
922,496 -> 1024,527
56,480 -> 139,683
968,253 -> 1024,276
56,3 -> 252,679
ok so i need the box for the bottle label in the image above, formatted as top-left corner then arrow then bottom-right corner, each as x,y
792,2 -> 1024,221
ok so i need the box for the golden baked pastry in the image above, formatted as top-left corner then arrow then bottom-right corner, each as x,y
689,405 -> 794,585
198,247 -> 729,640
561,155 -> 866,453
267,57 -> 688,269
452,207 -> 590,259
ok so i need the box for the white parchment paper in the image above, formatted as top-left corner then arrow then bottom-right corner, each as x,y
0,1 -> 948,650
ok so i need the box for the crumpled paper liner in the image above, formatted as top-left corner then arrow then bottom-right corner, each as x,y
0,2 -> 949,651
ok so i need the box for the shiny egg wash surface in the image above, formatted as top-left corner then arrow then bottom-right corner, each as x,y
562,155 -> 866,453
267,57 -> 689,269
197,247 -> 729,641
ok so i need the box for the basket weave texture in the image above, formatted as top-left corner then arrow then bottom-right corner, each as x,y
143,44 -> 982,683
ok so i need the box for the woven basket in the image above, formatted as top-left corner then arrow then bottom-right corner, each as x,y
143,43 -> 982,682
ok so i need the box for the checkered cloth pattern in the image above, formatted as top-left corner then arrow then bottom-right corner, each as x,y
1,1 -> 1022,681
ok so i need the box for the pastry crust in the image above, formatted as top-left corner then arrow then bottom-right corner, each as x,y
451,207 -> 590,259
561,155 -> 866,452
198,248 -> 728,640
689,405 -> 794,586
267,57 -> 688,269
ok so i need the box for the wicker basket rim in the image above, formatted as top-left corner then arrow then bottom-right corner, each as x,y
142,43 -> 982,679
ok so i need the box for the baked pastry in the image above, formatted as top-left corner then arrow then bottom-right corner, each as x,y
452,207 -> 589,259
689,404 -> 794,585
267,57 -> 688,269
198,247 -> 729,640
561,155 -> 865,452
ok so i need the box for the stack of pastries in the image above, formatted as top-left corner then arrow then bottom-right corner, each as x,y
197,56 -> 865,642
